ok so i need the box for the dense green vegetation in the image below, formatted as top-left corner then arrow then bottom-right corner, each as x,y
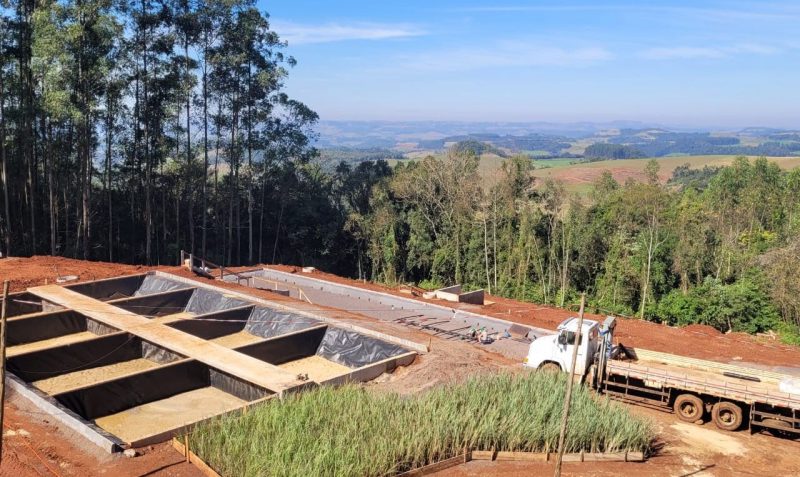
584,143 -> 643,160
319,147 -> 404,168
191,373 -> 654,477
353,154 -> 800,341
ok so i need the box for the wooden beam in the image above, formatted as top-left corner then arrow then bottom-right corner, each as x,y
27,285 -> 309,395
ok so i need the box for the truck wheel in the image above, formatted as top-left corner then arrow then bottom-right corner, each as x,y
674,394 -> 704,423
712,402 -> 743,431
539,362 -> 561,373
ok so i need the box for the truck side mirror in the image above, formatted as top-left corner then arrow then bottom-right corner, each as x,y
557,332 -> 567,345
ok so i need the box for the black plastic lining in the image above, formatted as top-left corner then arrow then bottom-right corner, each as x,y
66,275 -> 147,301
317,328 -> 409,369
134,275 -> 193,296
141,341 -> 184,364
167,307 -> 254,339
8,333 -> 139,382
111,288 -> 195,317
7,310 -> 88,345
6,291 -> 45,317
185,288 -> 250,314
209,369 -> 272,401
87,319 -> 120,336
54,360 -> 209,420
245,307 -> 322,339
233,326 -> 328,365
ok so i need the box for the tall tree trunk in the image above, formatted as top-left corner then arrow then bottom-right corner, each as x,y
19,0 -> 36,254
246,61 -> 253,264
142,0 -> 152,265
46,122 -> 56,256
0,70 -> 10,256
227,94 -> 237,265
105,94 -> 113,261
201,38 -> 209,258
213,102 -> 222,261
185,35 -> 194,254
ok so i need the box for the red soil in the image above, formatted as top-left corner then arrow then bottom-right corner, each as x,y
2,393 -> 201,477
0,255 -> 147,292
268,264 -> 800,369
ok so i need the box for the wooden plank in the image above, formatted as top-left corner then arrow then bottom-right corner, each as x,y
398,453 -> 470,476
495,451 -> 546,461
172,437 -> 222,477
634,348 -> 789,383
28,285 -> 308,395
470,450 -> 495,460
608,359 -> 800,409
473,450 -> 643,463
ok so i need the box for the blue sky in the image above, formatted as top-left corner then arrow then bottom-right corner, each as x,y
259,1 -> 800,128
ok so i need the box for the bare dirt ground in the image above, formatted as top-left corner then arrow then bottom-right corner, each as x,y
267,264 -> 800,369
2,256 -> 800,476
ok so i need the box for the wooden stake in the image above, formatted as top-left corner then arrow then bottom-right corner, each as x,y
0,280 -> 9,465
553,293 -> 585,477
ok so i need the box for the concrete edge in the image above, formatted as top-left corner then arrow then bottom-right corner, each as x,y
319,351 -> 418,386
256,268 -> 553,338
6,373 -> 122,453
154,271 -> 429,354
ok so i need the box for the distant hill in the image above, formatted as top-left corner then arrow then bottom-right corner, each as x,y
315,121 -> 800,163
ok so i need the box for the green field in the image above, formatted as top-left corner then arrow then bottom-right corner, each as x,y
389,154 -> 800,193
522,155 -> 800,193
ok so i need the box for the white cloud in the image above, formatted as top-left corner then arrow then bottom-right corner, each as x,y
402,42 -> 613,72
641,43 -> 783,60
272,21 -> 425,45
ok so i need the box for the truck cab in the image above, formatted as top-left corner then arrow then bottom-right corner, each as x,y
523,318 -> 600,376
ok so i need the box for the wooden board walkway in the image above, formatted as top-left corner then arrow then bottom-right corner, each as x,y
28,285 -> 308,395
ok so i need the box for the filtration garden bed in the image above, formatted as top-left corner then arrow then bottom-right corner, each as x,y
190,372 -> 655,477
5,272 -> 417,450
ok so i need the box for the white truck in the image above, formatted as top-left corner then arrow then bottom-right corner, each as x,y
524,316 -> 800,437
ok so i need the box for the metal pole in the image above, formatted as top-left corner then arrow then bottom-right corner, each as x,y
0,280 -> 10,465
554,293 -> 585,477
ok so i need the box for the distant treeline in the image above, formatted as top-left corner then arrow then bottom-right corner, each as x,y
319,148 -> 404,168
410,130 -> 800,161
584,143 -> 643,160
419,133 -> 574,157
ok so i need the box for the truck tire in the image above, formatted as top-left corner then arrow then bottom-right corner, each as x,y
712,401 -> 744,431
674,394 -> 704,423
539,362 -> 561,373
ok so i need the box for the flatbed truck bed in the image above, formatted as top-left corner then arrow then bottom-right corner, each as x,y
598,348 -> 800,436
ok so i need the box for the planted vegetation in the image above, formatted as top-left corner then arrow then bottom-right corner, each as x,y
190,372 -> 653,477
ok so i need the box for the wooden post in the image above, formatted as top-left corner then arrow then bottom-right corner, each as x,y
0,280 -> 9,465
553,293 -> 585,477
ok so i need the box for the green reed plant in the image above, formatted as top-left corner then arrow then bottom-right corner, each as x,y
190,372 -> 654,477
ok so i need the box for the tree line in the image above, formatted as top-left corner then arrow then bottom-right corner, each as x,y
352,154 -> 800,341
0,0 -> 318,266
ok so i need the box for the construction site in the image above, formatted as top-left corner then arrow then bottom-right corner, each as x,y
1,256 -> 800,477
